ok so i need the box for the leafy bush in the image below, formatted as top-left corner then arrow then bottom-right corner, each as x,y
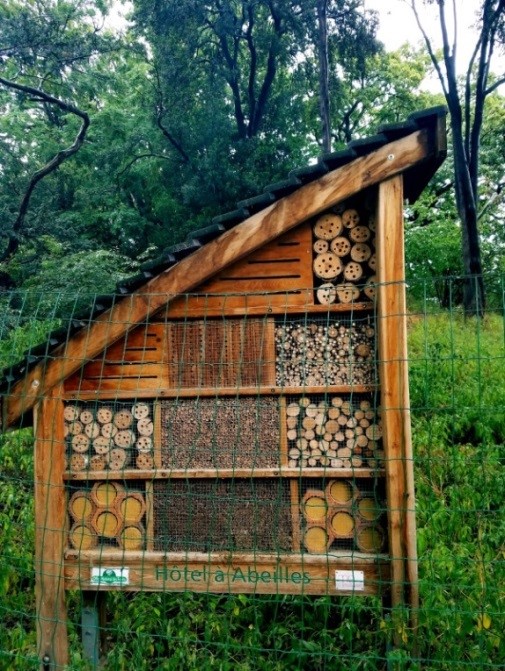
0,308 -> 504,669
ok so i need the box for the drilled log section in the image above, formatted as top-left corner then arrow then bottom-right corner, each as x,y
68,523 -> 97,551
355,525 -> 386,553
303,525 -> 330,554
285,396 -> 383,469
328,510 -> 355,538
299,478 -> 386,554
68,491 -> 95,522
275,319 -> 376,388
301,490 -> 327,524
118,524 -> 145,551
68,482 -> 147,551
312,202 -> 376,304
64,401 -> 155,472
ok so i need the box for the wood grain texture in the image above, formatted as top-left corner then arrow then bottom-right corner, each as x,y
376,175 -> 416,613
64,551 -> 390,597
34,386 -> 69,669
5,128 -> 432,427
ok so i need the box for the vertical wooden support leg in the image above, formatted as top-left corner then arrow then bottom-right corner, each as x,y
81,592 -> 106,668
34,385 -> 69,669
377,175 -> 418,625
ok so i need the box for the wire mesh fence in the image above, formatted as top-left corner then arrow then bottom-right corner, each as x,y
0,274 -> 504,670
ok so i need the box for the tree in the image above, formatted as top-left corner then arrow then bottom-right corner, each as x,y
409,0 -> 505,315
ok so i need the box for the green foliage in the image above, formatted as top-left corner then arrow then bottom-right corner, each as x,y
1,301 -> 504,668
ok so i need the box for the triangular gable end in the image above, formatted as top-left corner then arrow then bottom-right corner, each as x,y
2,108 -> 447,428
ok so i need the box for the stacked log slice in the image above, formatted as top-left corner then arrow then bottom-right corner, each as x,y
275,322 -> 376,387
64,401 -> 155,472
313,207 -> 376,304
285,396 -> 383,469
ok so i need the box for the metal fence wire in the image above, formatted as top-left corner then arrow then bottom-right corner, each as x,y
0,274 -> 504,671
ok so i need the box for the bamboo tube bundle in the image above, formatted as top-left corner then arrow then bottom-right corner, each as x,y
357,497 -> 382,522
68,523 -> 97,551
312,208 -> 376,304
275,321 -> 376,387
285,396 -> 382,468
68,491 -> 95,523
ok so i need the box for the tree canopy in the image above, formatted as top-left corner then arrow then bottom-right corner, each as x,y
0,0 -> 503,312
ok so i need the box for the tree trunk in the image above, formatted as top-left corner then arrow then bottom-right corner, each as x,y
316,0 -> 331,154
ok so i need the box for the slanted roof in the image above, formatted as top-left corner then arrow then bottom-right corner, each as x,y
1,106 -> 447,429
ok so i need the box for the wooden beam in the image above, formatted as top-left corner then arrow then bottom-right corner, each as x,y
5,128 -> 433,427
377,176 -> 418,617
34,385 -> 69,670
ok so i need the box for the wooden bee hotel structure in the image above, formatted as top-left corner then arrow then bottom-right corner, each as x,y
0,108 -> 447,668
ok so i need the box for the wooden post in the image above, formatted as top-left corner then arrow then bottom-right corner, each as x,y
81,592 -> 107,668
377,175 -> 418,618
34,385 -> 69,669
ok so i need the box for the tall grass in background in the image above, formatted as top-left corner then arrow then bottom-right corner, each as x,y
0,298 -> 504,670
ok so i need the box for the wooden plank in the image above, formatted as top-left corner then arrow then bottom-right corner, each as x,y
161,301 -> 373,319
34,386 -> 69,669
5,128 -> 433,427
145,481 -> 155,552
376,175 -> 410,611
63,467 -> 385,481
64,552 -> 390,597
65,384 -> 377,403
290,480 -> 301,552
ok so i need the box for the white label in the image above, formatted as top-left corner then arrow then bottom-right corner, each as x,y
335,570 -> 365,591
90,567 -> 129,586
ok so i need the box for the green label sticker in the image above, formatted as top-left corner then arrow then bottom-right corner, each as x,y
90,567 -> 129,586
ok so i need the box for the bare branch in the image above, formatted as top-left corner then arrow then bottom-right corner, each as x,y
0,76 -> 90,264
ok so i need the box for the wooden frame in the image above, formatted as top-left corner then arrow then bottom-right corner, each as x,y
0,113 -> 447,668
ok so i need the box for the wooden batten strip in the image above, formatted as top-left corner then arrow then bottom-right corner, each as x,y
5,128 -> 434,427
377,175 -> 417,616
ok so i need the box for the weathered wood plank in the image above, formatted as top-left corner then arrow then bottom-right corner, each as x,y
63,467 -> 385,481
376,175 -> 414,613
5,128 -> 432,427
34,386 -> 69,670
64,552 -> 390,597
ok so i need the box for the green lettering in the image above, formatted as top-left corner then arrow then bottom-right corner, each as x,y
191,570 -> 202,581
260,571 -> 271,584
155,566 -> 168,581
291,572 -> 302,584
233,568 -> 246,582
214,570 -> 226,583
247,568 -> 259,583
303,572 -> 311,584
